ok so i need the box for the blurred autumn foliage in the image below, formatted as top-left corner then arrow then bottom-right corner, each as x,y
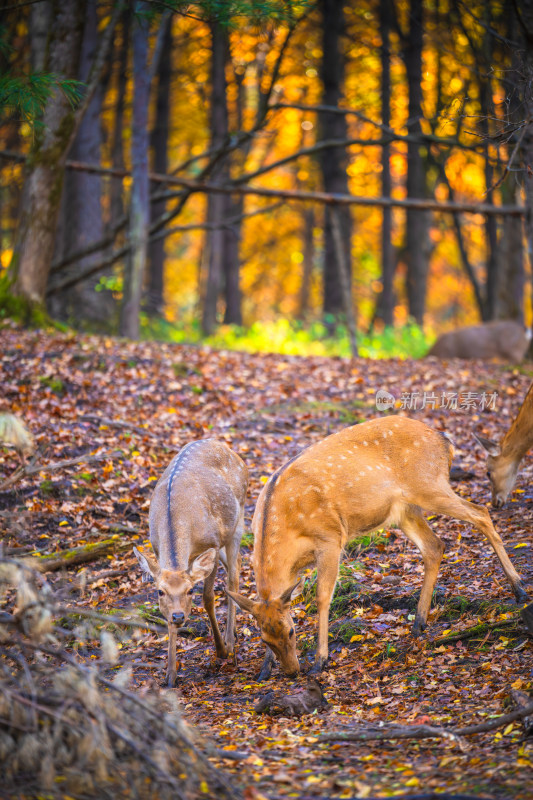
0,0 -> 532,352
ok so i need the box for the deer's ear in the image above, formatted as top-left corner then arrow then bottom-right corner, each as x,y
189,548 -> 217,583
473,434 -> 501,458
133,546 -> 159,582
279,577 -> 306,605
226,590 -> 258,616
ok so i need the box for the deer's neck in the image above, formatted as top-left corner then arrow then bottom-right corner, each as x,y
501,385 -> 533,461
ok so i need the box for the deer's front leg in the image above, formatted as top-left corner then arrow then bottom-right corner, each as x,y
166,625 -> 178,686
309,544 -> 340,674
256,646 -> 275,681
203,561 -> 228,659
224,540 -> 241,653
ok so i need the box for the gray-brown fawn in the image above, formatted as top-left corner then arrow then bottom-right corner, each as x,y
475,382 -> 533,507
134,439 -> 248,685
228,417 -> 528,679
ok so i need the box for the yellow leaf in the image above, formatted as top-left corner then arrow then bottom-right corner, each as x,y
200,781 -> 209,793
59,521 -> 69,527
350,634 -> 363,642
503,724 -> 515,735
514,542 -> 528,548
405,777 -> 420,787
260,475 -> 269,484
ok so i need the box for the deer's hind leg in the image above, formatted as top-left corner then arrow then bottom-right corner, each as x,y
203,555 -> 228,659
419,483 -> 528,603
399,504 -> 444,635
223,513 -> 243,652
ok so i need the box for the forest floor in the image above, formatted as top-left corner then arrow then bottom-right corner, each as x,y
1,322 -> 532,799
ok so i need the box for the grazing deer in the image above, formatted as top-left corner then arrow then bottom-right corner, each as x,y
475,382 -> 533,507
228,417 -> 528,679
134,439 -> 248,686
428,320 -> 530,361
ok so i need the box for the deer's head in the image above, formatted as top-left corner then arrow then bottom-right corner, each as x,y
134,546 -> 216,627
227,580 -> 303,677
474,435 -> 519,508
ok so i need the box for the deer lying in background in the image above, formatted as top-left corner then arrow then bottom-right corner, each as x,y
428,320 -> 530,361
134,439 -> 248,686
475,382 -> 533,508
228,417 -> 528,679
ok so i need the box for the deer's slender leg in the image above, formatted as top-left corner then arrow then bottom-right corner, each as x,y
420,486 -> 528,602
166,624 -> 178,686
309,542 -> 340,674
400,505 -> 445,635
203,557 -> 228,659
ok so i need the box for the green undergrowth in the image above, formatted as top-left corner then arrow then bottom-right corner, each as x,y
241,531 -> 254,549
345,529 -> 390,556
141,316 -> 432,359
433,595 -> 517,621
260,398 -> 367,424
302,562 -> 367,619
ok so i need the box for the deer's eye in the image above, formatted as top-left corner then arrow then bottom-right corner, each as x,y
289,628 -> 295,638
187,588 -> 194,596
158,590 -> 164,597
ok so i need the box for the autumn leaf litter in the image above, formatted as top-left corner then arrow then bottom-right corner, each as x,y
0,324 -> 532,798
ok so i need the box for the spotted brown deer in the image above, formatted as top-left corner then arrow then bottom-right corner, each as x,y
228,417 -> 528,679
475,382 -> 533,507
134,439 -> 248,686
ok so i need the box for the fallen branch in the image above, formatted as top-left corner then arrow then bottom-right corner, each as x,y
22,535 -> 138,573
317,698 -> 533,744
54,604 -> 166,635
0,449 -> 123,492
510,689 -> 533,736
81,413 -> 157,438
433,615 -> 523,645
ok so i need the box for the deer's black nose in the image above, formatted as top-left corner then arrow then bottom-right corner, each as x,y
172,612 -> 185,625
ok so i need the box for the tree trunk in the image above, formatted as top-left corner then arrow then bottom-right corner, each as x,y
108,8 -> 130,234
12,0 -> 83,308
147,18 -> 172,317
120,2 -> 150,339
223,195 -> 243,325
480,65 -> 499,319
331,207 -> 358,356
49,0 -> 111,327
403,0 -> 428,325
513,2 -> 533,343
298,206 -> 315,318
497,180 -> 525,322
375,0 -> 395,326
202,21 -> 230,335
319,0 -> 352,320
495,6 -> 524,323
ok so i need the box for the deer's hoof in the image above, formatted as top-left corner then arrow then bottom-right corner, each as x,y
165,672 -> 177,688
256,664 -> 273,682
411,618 -> 427,637
308,657 -> 327,675
515,584 -> 529,604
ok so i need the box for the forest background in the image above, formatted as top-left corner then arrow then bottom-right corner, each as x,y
1,0 -> 533,358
